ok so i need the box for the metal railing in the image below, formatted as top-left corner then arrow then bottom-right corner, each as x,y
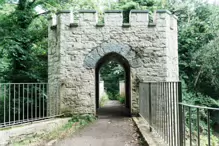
139,82 -> 181,146
0,83 -> 61,128
179,103 -> 219,146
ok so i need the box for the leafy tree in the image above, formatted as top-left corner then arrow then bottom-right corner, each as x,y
171,1 -> 219,99
100,61 -> 125,99
0,0 -> 48,82
170,0 -> 219,133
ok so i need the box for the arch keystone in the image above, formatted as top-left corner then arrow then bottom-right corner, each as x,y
102,43 -> 123,54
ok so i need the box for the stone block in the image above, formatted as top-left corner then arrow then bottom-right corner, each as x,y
130,10 -> 149,26
104,10 -> 123,26
79,10 -> 98,26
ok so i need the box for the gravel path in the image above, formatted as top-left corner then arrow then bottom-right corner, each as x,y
53,101 -> 140,146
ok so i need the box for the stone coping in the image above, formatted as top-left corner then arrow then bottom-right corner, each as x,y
130,10 -> 149,13
54,9 -> 176,17
56,10 -> 71,15
132,116 -> 167,146
0,118 -> 71,145
156,9 -> 172,15
104,10 -> 122,13
79,10 -> 97,13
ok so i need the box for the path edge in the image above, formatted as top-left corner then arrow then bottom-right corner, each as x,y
132,116 -> 167,146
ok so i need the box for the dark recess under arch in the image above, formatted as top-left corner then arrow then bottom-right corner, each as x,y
95,52 -> 131,115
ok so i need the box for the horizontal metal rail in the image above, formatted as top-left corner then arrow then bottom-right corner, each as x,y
0,114 -> 63,128
179,102 -> 219,110
139,82 -> 219,146
0,83 -> 48,84
179,103 -> 219,146
0,83 -> 60,128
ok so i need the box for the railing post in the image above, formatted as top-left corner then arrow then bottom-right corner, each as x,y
178,82 -> 183,146
149,82 -> 152,132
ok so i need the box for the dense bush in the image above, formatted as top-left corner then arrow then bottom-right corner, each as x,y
100,61 -> 125,99
116,94 -> 125,104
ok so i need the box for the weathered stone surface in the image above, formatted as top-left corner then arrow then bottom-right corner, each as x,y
48,10 -> 179,115
0,118 -> 70,145
84,55 -> 96,68
130,10 -> 149,26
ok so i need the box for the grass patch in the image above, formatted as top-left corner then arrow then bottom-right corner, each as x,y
11,114 -> 96,146
116,94 -> 125,104
100,94 -> 109,107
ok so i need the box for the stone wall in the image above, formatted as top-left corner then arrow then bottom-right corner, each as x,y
0,118 -> 70,145
99,80 -> 105,99
48,10 -> 179,115
119,80 -> 125,96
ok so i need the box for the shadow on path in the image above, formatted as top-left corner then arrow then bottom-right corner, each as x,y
97,100 -> 130,118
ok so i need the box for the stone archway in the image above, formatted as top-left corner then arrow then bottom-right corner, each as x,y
84,43 -> 142,69
84,43 -> 141,115
95,52 -> 131,114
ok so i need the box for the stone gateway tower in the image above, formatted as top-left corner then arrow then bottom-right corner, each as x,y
48,10 -> 179,115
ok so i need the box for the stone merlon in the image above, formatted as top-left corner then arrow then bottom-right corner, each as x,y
50,9 -> 177,28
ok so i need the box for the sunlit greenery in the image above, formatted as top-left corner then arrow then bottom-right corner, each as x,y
100,61 -> 125,100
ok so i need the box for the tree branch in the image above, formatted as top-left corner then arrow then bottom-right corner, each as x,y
194,66 -> 203,88
29,0 -> 37,6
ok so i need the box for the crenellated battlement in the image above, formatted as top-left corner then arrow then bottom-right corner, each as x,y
49,9 -> 177,29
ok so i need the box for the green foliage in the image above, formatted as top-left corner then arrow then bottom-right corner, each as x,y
107,92 -> 116,100
100,94 -> 109,107
169,0 -> 219,133
100,61 -> 125,98
112,0 -> 163,22
112,0 -> 139,22
0,0 -> 48,82
182,78 -> 219,132
116,94 -> 125,104
69,114 -> 96,126
170,0 -> 219,100
199,134 -> 219,146
0,0 -> 112,83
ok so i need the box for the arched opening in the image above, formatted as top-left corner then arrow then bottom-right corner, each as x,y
95,52 -> 131,116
